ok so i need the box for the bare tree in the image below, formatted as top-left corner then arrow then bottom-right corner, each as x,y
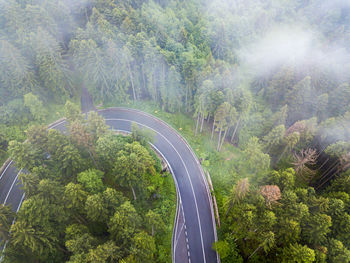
260,185 -> 281,208
292,148 -> 317,181
225,178 -> 249,217
286,120 -> 306,136
339,152 -> 350,173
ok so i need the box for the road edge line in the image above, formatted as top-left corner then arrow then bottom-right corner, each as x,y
100,107 -> 219,262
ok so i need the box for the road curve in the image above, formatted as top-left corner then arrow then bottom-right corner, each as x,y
0,107 -> 218,263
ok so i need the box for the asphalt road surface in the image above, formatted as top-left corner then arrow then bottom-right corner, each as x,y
0,108 -> 218,263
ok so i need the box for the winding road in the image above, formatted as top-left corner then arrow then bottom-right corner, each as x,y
0,107 -> 218,263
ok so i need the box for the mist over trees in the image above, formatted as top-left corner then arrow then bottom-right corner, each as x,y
1,0 -> 350,148
1,0 -> 350,262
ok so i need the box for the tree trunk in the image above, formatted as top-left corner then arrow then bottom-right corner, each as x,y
126,58 -> 136,101
219,127 -> 228,151
162,63 -> 166,104
152,225 -> 154,236
153,71 -> 157,102
141,64 -> 146,94
73,214 -> 87,225
195,112 -> 200,136
318,158 -> 330,170
267,144 -> 273,154
87,149 -> 98,169
185,86 -> 188,112
231,115 -> 241,143
131,186 -> 137,200
217,127 -> 222,151
85,9 -> 89,24
248,246 -> 262,259
225,202 -> 233,217
57,244 -> 69,254
200,113 -> 205,133
277,146 -> 288,163
211,119 -> 215,140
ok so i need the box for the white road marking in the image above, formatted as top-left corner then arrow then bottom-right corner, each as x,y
174,222 -> 185,250
0,161 -> 13,180
108,128 -> 188,262
47,120 -> 66,130
0,193 -> 26,258
1,112 -> 213,263
2,119 -> 66,205
102,109 -> 218,242
9,193 -> 25,226
115,108 -> 219,263
151,144 -> 183,262
4,169 -> 22,205
15,194 -> 25,213
105,118 -> 207,263
0,120 -> 68,260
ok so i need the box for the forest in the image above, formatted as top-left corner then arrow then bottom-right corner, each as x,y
1,0 -> 350,262
2,103 -> 175,262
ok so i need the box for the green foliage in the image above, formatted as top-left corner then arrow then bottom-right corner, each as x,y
2,0 -> 350,261
131,231 -> 156,262
113,141 -> 156,198
77,169 -> 105,194
108,201 -> 141,243
63,183 -> 88,213
131,123 -> 155,145
23,93 -> 47,122
87,111 -> 109,142
85,193 -> 108,222
213,238 -> 243,262
0,40 -> 35,101
8,140 -> 40,170
87,240 -> 121,263
301,213 -> 332,245
268,168 -> 295,191
262,124 -> 286,153
145,210 -> 166,236
325,141 -> 350,158
327,239 -> 350,263
243,137 -> 270,176
280,243 -> 315,263
4,111 -> 175,262
0,204 -> 15,243
64,101 -> 83,123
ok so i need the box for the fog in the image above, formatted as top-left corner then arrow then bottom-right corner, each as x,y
1,0 -> 350,142
239,26 -> 316,76
239,25 -> 350,82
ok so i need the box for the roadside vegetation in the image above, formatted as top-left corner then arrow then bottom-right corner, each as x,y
2,102 -> 175,262
1,0 -> 350,262
116,100 -> 350,262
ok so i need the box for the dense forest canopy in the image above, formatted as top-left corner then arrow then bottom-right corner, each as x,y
1,0 -> 350,146
2,105 -> 175,262
1,0 -> 350,262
